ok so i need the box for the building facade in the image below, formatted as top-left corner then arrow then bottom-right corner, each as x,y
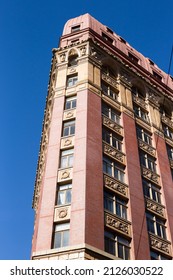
31,14 -> 173,260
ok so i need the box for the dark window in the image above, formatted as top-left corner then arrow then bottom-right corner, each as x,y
143,179 -> 161,203
68,55 -> 78,67
102,32 -> 113,44
106,27 -> 113,34
102,128 -> 122,151
167,145 -> 173,160
102,82 -> 118,100
103,156 -> 125,182
140,152 -> 156,173
150,250 -> 169,260
67,75 -> 78,87
104,231 -> 130,259
153,71 -> 162,81
102,103 -> 121,124
134,105 -> 149,123
163,125 -> 173,139
71,25 -> 80,33
128,53 -> 139,64
104,192 -> 127,219
146,212 -> 167,239
137,126 -> 152,145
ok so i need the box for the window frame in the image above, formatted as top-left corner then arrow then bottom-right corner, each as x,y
143,179 -> 161,204
101,81 -> 118,101
102,103 -> 121,125
56,184 -> 72,206
65,96 -> 77,110
163,125 -> 173,139
53,223 -> 70,249
137,126 -> 152,146
134,105 -> 149,123
146,212 -> 167,239
60,149 -> 74,169
140,152 -> 156,173
103,156 -> 125,182
104,191 -> 127,220
62,121 -> 75,137
102,128 -> 122,151
67,75 -> 78,87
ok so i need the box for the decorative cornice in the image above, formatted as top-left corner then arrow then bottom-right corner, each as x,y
133,95 -> 147,110
101,72 -> 118,90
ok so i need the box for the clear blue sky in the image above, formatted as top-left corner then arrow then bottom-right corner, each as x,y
0,0 -> 172,260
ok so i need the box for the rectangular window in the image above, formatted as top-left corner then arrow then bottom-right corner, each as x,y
102,32 -> 113,44
140,153 -> 156,172
65,96 -> 77,110
71,25 -> 80,32
150,250 -> 169,260
163,125 -> 173,139
137,126 -> 152,145
102,82 -> 118,100
128,53 -> 139,64
134,105 -> 149,122
153,71 -> 162,81
102,103 -> 121,124
60,149 -> 74,168
102,128 -> 122,151
103,156 -> 125,182
146,213 -> 167,239
67,75 -> 78,87
104,192 -> 127,219
62,121 -> 75,137
57,184 -> 72,206
53,223 -> 70,248
104,231 -> 130,259
167,145 -> 173,160
143,179 -> 161,203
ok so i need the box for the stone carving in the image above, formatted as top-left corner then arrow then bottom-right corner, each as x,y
104,175 -> 127,196
60,53 -> 66,62
64,139 -> 72,147
148,90 -> 160,107
150,235 -> 170,254
80,45 -> 87,56
133,95 -> 147,109
138,139 -> 155,156
105,213 -> 129,235
142,167 -> 160,184
102,73 -> 118,89
146,199 -> 164,217
103,143 -> 124,163
61,170 -> 70,179
66,111 -> 74,118
58,208 -> 68,219
103,116 -> 122,135
162,115 -> 173,129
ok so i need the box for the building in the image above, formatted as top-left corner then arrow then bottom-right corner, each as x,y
31,14 -> 173,260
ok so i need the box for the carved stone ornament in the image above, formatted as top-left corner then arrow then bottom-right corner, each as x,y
162,115 -> 173,129
103,143 -> 124,163
61,170 -> 70,179
142,167 -> 160,184
119,71 -> 132,84
64,139 -> 72,147
150,235 -> 170,254
103,116 -> 122,135
66,111 -> 74,118
60,52 -> 66,62
58,208 -> 68,219
146,199 -> 164,217
102,73 -> 118,89
138,139 -> 155,156
104,175 -> 127,196
148,90 -> 160,107
90,47 -> 103,61
133,95 -> 147,109
80,45 -> 87,56
105,213 -> 129,235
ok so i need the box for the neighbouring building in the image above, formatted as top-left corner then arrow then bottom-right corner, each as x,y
31,14 -> 173,260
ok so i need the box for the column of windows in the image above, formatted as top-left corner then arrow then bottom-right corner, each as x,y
101,71 -> 131,260
133,87 -> 171,260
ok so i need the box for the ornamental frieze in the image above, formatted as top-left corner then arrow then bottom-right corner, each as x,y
103,142 -> 125,164
138,139 -> 156,157
162,115 -> 173,129
102,115 -> 122,136
149,234 -> 171,255
101,73 -> 118,89
104,174 -> 128,197
145,198 -> 165,217
105,212 -> 131,236
147,90 -> 160,107
54,205 -> 71,222
141,166 -> 160,185
132,95 -> 147,109
58,168 -> 73,182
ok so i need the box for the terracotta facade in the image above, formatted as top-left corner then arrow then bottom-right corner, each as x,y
31,14 -> 173,260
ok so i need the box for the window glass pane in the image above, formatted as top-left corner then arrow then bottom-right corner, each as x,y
57,192 -> 65,205
63,127 -> 69,136
66,189 -> 72,204
61,157 -> 67,168
54,232 -> 61,248
63,230 -> 69,247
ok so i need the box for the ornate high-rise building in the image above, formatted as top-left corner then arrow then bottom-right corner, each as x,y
31,14 -> 173,260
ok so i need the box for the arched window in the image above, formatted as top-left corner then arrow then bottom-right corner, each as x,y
68,54 -> 78,67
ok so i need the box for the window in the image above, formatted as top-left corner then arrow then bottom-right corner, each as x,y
67,75 -> 78,87
163,125 -> 173,139
143,179 -> 161,203
53,223 -> 70,248
102,82 -> 118,100
62,121 -> 75,137
128,53 -> 139,64
103,156 -> 125,182
134,105 -> 149,122
150,250 -> 169,260
102,128 -> 122,151
68,54 -> 78,67
71,25 -> 80,32
167,145 -> 173,160
153,71 -> 162,81
57,184 -> 72,206
140,153 -> 156,172
102,103 -> 121,125
65,96 -> 77,110
137,126 -> 152,145
146,212 -> 167,239
104,191 -> 127,219
102,32 -> 113,44
132,86 -> 144,99
60,149 -> 74,168
104,231 -> 130,259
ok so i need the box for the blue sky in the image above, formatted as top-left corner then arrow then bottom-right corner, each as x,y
0,0 -> 172,260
